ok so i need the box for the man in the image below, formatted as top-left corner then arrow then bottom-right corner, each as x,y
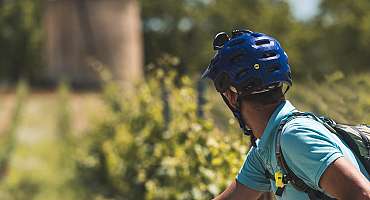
201,29 -> 370,200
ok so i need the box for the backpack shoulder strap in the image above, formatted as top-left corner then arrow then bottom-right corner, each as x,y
275,112 -> 336,200
352,126 -> 370,159
334,124 -> 370,175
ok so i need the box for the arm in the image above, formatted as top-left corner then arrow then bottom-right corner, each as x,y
212,179 -> 262,200
213,146 -> 272,200
281,118 -> 370,200
319,157 -> 370,200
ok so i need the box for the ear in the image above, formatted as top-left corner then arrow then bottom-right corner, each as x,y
223,89 -> 238,109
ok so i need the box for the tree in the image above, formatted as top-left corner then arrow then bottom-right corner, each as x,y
0,0 -> 43,83
44,0 -> 143,89
316,0 -> 370,74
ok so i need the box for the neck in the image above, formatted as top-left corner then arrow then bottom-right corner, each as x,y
243,101 -> 283,138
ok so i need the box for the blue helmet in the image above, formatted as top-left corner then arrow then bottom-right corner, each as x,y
201,29 -> 292,140
202,29 -> 291,94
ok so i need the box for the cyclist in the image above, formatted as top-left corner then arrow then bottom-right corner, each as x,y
201,29 -> 370,200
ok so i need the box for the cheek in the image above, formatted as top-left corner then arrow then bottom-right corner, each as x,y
240,100 -> 248,110
240,101 -> 257,127
240,101 -> 250,121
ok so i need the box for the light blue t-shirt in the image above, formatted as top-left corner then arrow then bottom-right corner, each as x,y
236,100 -> 370,200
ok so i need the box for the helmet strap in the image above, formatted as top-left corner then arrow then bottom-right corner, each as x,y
220,93 -> 256,146
283,85 -> 290,95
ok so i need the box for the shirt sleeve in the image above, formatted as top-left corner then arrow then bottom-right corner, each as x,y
236,147 -> 271,192
280,117 -> 344,190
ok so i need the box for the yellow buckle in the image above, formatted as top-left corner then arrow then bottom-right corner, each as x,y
275,171 -> 285,188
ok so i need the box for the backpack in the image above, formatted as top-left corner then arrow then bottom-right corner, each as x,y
271,112 -> 370,200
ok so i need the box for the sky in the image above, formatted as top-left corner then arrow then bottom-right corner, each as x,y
287,0 -> 321,21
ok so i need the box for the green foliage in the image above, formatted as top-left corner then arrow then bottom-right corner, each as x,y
1,178 -> 40,200
75,70 -> 248,200
141,0 -> 370,80
56,81 -> 76,174
0,0 -> 369,83
56,82 -> 72,141
288,73 -> 370,124
0,71 -> 367,200
317,0 -> 370,73
141,0 -> 301,75
206,73 -> 370,131
0,81 -> 27,182
0,0 -> 43,82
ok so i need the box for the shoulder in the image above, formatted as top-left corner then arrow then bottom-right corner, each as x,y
283,115 -> 329,134
279,116 -> 345,188
245,146 -> 263,164
280,116 -> 339,149
237,146 -> 272,192
242,146 -> 267,176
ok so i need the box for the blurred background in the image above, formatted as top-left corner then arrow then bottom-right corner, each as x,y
0,0 -> 369,199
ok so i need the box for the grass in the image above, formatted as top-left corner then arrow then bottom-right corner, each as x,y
0,90 -> 106,200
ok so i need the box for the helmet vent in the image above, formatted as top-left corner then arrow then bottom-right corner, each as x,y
255,39 -> 270,46
268,64 -> 280,72
243,78 -> 262,90
231,29 -> 252,38
262,51 -> 277,58
228,38 -> 245,47
251,32 -> 263,37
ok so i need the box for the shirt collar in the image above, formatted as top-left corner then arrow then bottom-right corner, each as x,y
257,100 -> 296,149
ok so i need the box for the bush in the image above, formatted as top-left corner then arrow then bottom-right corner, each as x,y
74,70 -> 249,200
74,66 -> 370,200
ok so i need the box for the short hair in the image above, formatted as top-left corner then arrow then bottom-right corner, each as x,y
240,87 -> 284,105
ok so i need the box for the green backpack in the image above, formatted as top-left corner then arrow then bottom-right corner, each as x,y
272,112 -> 370,200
